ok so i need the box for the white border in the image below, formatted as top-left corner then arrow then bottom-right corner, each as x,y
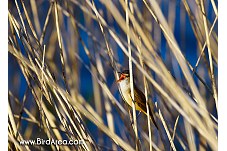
219,0 -> 226,151
0,0 -> 8,150
2,1 -> 223,150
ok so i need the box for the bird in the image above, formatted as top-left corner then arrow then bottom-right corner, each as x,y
117,70 -> 158,129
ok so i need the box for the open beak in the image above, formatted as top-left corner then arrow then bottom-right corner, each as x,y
116,74 -> 125,83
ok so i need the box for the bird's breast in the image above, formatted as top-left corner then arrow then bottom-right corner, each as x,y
119,80 -> 133,107
119,80 -> 146,112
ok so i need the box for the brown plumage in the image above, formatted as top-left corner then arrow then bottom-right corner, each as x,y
134,85 -> 158,129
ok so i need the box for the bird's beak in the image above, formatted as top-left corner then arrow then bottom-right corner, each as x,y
116,74 -> 125,83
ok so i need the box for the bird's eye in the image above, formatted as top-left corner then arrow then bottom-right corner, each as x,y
124,74 -> 129,77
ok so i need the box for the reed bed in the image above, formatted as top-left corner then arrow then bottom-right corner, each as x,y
8,0 -> 218,150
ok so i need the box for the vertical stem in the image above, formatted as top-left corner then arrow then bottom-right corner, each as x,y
125,0 -> 139,150
30,0 -> 41,35
136,35 -> 152,151
200,0 -> 218,112
54,1 -> 70,93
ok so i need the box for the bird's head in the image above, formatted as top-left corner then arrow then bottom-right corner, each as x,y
117,70 -> 130,83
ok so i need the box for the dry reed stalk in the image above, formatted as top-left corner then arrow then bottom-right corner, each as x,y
8,0 -> 218,150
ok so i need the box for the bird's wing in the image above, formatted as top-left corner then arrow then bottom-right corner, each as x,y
134,85 -> 158,129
